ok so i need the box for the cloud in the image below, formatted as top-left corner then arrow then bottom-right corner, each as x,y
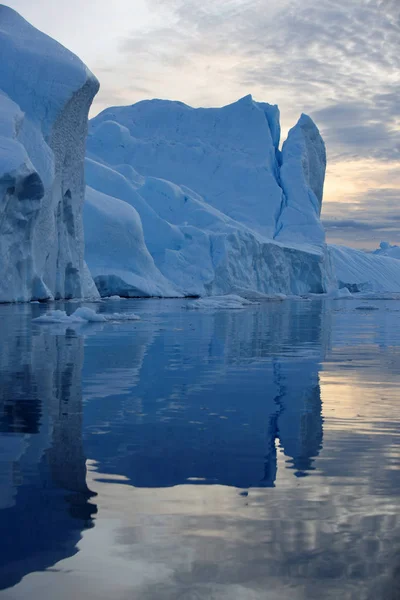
323,188 -> 400,247
88,0 -> 400,247
97,0 -> 399,158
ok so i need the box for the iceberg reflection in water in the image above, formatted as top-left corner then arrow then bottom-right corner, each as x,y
0,298 -> 399,599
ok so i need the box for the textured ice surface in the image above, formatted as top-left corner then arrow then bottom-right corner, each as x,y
85,96 -> 333,297
186,295 -> 258,310
373,242 -> 400,260
275,114 -> 326,244
4,7 -> 393,301
88,95 -> 284,239
0,6 -> 99,302
84,185 -> 179,298
33,307 -> 140,324
330,245 -> 400,293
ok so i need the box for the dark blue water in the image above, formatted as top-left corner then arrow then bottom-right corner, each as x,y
0,298 -> 399,599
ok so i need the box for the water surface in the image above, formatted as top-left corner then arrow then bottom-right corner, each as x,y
0,298 -> 399,599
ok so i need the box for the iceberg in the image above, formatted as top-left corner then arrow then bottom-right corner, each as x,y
185,295 -> 258,310
0,5 -> 99,302
3,7 -> 399,301
373,241 -> 400,260
85,96 -> 334,297
329,245 -> 400,293
33,306 -> 141,325
275,114 -> 326,245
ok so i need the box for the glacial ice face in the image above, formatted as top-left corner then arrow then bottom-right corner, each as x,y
86,96 -> 334,297
330,245 -> 400,293
84,185 -> 179,297
0,5 -> 99,302
88,95 -> 284,239
275,114 -> 326,245
85,155 -> 331,297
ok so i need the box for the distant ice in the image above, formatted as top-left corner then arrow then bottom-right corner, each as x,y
373,242 -> 400,260
186,295 -> 259,310
105,295 -> 125,300
33,307 -> 140,324
330,245 -> 400,293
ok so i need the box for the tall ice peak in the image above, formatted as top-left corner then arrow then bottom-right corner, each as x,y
0,5 -> 99,302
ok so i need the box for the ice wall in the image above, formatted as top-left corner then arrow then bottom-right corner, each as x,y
275,114 -> 326,245
330,244 -> 400,293
86,97 -> 333,297
88,95 -> 284,239
0,6 -> 99,302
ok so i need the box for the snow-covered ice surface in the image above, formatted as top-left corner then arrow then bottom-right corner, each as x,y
330,245 -> 400,293
0,6 -> 99,302
85,96 -> 334,298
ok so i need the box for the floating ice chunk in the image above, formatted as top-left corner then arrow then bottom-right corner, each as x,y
33,306 -> 141,324
186,295 -> 259,310
33,308 -> 106,324
105,312 -> 141,321
326,287 -> 353,299
73,307 -> 107,321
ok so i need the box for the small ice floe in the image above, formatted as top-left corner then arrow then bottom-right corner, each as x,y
186,294 -> 259,310
104,295 -> 126,301
105,312 -> 141,321
33,307 -> 140,324
326,287 -> 353,299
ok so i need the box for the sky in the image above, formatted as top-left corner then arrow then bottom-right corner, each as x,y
5,0 -> 400,248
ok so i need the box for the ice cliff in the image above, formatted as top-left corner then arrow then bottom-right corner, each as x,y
3,7 -> 399,301
85,96 -> 333,297
330,245 -> 400,293
0,5 -> 99,302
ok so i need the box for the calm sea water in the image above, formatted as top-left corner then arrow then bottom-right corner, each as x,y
0,298 -> 399,600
